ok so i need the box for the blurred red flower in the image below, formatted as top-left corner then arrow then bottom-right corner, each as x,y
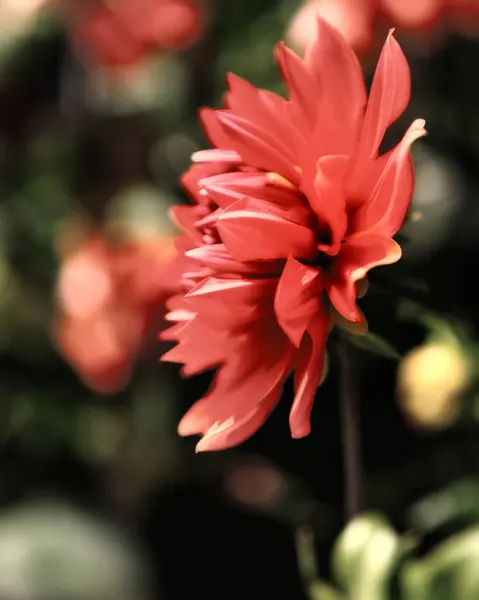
53,0 -> 203,67
286,0 -> 479,57
287,0 -> 374,57
54,225 -> 176,393
161,18 -> 426,451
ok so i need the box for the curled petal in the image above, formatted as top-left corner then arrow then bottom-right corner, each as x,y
352,119 -> 427,237
274,256 -> 324,346
332,305 -> 368,336
217,199 -> 316,262
328,234 -> 402,321
290,311 -> 329,438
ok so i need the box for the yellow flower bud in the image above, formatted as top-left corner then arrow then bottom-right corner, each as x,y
397,342 -> 470,429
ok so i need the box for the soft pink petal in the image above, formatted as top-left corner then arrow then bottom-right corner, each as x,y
328,234 -> 402,321
217,199 -> 316,262
351,119 -> 426,237
274,256 -> 324,346
290,310 -> 329,438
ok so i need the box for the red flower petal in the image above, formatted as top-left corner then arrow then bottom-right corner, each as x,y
194,380 -> 284,452
351,118 -> 427,237
276,41 -> 318,125
328,233 -> 402,321
356,30 -> 411,162
214,111 -> 300,184
186,244 -> 282,277
305,18 -> 367,141
191,149 -> 242,163
302,154 -> 349,255
217,199 -> 316,262
274,256 -> 324,347
225,73 -> 295,149
178,322 -> 293,442
290,310 -> 329,438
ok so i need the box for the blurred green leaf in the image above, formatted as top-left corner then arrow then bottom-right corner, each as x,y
308,581 -> 346,600
408,479 -> 479,532
345,332 -> 401,360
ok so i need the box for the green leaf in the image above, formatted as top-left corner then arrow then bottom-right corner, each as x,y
308,581 -> 346,600
346,332 -> 401,360
408,479 -> 479,532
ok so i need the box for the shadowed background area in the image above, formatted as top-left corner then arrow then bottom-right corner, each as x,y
1,0 -> 479,599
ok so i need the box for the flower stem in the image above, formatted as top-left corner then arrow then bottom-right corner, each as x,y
295,526 -> 320,599
337,333 -> 362,521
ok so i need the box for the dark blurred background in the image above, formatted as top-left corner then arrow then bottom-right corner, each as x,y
2,1 -> 479,599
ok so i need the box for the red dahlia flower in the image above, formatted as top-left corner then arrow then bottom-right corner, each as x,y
161,18 -> 426,452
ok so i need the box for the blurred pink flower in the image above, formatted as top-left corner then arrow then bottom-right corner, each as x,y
286,0 -> 479,56
54,227 -> 176,393
380,0 -> 443,31
53,0 -> 203,67
161,19 -> 425,451
286,0 -> 374,57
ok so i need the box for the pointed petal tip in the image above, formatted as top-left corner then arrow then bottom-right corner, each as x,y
313,14 -> 350,45
195,438 -> 213,452
178,417 -> 201,438
290,425 -> 311,439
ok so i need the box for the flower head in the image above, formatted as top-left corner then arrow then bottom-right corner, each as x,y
286,0 -> 374,57
54,225 -> 176,393
161,18 -> 426,452
57,0 -> 203,67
